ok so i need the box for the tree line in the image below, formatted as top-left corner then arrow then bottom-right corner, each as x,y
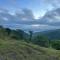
0,26 -> 60,50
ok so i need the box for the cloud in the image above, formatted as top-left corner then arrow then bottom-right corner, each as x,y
0,8 -> 60,31
0,8 -> 8,13
2,24 -> 60,31
0,8 -> 35,25
44,0 -> 60,8
37,8 -> 60,26
15,8 -> 34,20
2,17 -> 8,21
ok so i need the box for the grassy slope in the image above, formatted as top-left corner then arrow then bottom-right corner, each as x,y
0,39 -> 60,60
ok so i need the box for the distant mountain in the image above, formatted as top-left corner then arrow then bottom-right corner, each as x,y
34,29 -> 60,40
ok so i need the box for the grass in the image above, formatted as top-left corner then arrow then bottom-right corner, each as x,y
0,39 -> 59,60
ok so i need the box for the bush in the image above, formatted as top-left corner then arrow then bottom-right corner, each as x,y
51,40 -> 60,50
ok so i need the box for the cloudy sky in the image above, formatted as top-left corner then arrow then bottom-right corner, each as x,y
0,0 -> 59,18
0,0 -> 60,31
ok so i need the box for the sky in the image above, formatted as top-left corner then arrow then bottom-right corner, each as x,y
0,0 -> 55,18
0,0 -> 60,31
0,0 -> 60,18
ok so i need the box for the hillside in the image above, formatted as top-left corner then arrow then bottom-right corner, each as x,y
34,29 -> 60,40
0,39 -> 59,60
0,26 -> 60,60
0,26 -> 29,40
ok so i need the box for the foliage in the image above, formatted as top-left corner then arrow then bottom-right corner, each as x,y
0,25 -> 60,50
29,31 -> 33,41
33,35 -> 49,47
51,40 -> 60,50
0,26 -> 29,40
0,39 -> 59,60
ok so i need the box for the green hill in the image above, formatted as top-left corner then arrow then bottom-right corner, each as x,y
0,39 -> 59,60
0,26 -> 29,40
0,26 -> 60,60
34,29 -> 60,40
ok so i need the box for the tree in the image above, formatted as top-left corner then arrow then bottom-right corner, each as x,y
0,26 -> 3,28
33,35 -> 49,47
51,40 -> 60,50
5,28 -> 11,36
29,31 -> 33,42
16,29 -> 24,39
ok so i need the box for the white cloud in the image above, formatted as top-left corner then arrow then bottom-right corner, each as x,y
2,17 -> 8,21
32,24 -> 40,27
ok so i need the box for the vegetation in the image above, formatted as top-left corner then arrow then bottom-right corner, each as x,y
51,40 -> 60,50
33,35 -> 49,47
0,39 -> 59,60
0,26 -> 29,40
0,26 -> 60,50
29,31 -> 33,42
0,26 -> 60,60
